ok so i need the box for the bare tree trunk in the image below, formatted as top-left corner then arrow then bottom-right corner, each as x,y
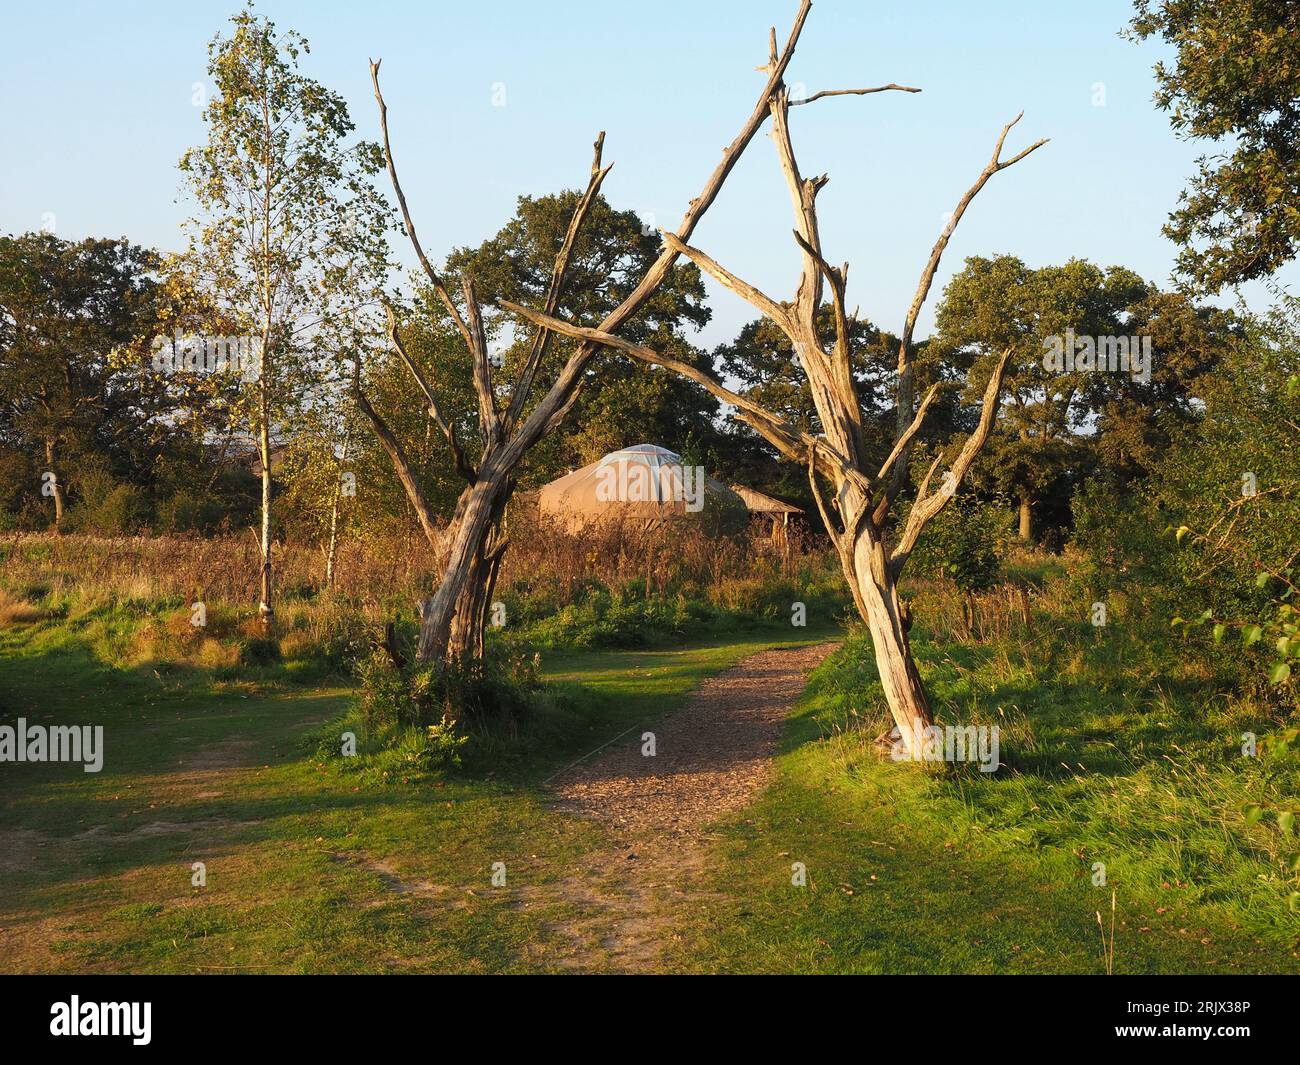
1018,494 -> 1032,540
256,328 -> 275,631
857,565 -> 932,747
43,438 -> 65,531
414,471 -> 512,666
443,477 -> 511,669
833,490 -> 934,746
325,433 -> 350,591
257,416 -> 274,629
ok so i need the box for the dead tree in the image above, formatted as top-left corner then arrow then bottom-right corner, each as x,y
358,1 -> 843,678
502,4 -> 1046,753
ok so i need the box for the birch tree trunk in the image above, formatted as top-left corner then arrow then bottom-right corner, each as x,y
324,433 -> 350,591
257,396 -> 274,628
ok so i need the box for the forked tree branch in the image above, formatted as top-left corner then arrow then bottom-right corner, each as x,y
898,113 -> 1048,370
770,91 -> 825,319
888,112 -> 1048,501
504,132 -> 613,432
768,87 -> 872,472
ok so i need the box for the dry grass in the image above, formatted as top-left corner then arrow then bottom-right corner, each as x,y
0,516 -> 832,618
0,586 -> 44,626
500,509 -> 820,604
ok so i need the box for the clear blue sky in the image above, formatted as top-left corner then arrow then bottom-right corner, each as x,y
2,0 -> 1290,349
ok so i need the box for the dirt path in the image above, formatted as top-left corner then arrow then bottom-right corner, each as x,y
525,641 -> 838,972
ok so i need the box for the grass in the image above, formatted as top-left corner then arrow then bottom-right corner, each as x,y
2,562 -> 1297,974
670,626 -> 1300,974
0,601 -> 835,974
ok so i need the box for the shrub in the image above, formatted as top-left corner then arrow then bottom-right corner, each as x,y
237,636 -> 281,667
356,639 -> 543,732
910,495 -> 1010,594
388,723 -> 468,774
74,483 -> 148,535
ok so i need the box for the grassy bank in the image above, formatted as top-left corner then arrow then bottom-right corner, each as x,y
0,603 -> 833,974
672,624 -> 1300,974
3,544 -> 1297,974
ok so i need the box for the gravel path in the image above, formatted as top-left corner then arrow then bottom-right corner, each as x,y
529,641 -> 838,971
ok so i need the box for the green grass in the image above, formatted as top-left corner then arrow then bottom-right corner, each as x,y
0,605 -> 834,973
670,629 -> 1300,974
3,580 -> 1297,974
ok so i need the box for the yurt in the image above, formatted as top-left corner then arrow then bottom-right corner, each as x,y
538,444 -> 746,533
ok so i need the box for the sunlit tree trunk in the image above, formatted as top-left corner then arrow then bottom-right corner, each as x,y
324,433 -> 349,591
43,438 -> 65,530
510,50 -> 1044,741
257,395 -> 274,628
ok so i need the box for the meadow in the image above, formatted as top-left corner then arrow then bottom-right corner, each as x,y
2,527 -> 1294,974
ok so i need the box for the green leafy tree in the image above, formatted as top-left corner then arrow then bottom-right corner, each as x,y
1128,1 -> 1300,293
1161,303 -> 1300,623
178,7 -> 388,626
0,233 -> 175,529
933,255 -> 1147,540
1087,290 -> 1239,483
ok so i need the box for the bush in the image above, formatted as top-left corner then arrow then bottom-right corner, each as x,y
357,650 -> 430,729
356,641 -> 544,731
311,712 -> 467,782
237,636 -> 281,667
910,496 -> 1010,594
73,483 -> 148,535
387,723 -> 468,774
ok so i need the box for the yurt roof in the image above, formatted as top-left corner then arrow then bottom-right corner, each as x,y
537,444 -> 743,524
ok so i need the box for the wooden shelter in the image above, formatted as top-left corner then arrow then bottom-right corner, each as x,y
729,484 -> 803,547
